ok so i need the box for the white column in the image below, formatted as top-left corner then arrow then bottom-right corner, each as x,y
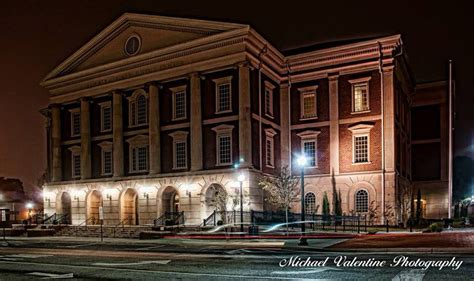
383,67 -> 395,172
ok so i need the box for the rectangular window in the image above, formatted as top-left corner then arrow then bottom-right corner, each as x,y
130,101 -> 137,126
101,105 -> 112,132
71,112 -> 81,136
301,92 -> 317,119
102,150 -> 113,175
175,141 -> 187,169
217,135 -> 232,165
131,146 -> 148,172
217,83 -> 231,113
353,83 -> 369,112
265,137 -> 274,167
354,135 -> 369,163
264,88 -> 273,117
173,91 -> 186,120
303,140 -> 317,167
72,154 -> 81,178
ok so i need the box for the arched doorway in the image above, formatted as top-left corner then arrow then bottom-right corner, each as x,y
204,184 -> 227,219
161,186 -> 179,214
60,192 -> 72,224
87,190 -> 102,225
121,188 -> 139,225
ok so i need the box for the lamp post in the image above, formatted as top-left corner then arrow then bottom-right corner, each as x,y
297,155 -> 308,246
237,174 -> 245,233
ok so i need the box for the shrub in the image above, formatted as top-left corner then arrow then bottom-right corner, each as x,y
217,220 -> 223,226
428,222 -> 443,232
164,219 -> 173,226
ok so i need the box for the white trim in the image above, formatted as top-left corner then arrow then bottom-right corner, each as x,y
69,108 -> 81,137
168,131 -> 189,170
264,130 -> 276,168
170,85 -> 187,121
213,76 -> 233,114
98,141 -> 113,176
349,77 -> 371,113
212,124 -> 234,166
126,134 -> 149,173
68,145 -> 81,178
354,188 -> 369,213
297,130 -> 320,168
264,81 -> 275,118
127,89 -> 148,127
124,34 -> 142,57
99,101 -> 112,132
299,85 -> 318,120
352,134 -> 371,164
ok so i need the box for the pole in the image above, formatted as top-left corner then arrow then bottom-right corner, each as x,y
298,167 -> 308,246
448,60 -> 453,220
100,219 -> 103,242
240,180 -> 244,233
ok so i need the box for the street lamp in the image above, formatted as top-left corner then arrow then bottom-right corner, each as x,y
237,173 -> 245,233
297,155 -> 308,246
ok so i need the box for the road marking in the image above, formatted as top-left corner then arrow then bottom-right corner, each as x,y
137,245 -> 167,251
63,243 -> 98,248
0,260 -> 313,280
392,269 -> 426,281
1,254 -> 53,259
92,260 -> 171,266
272,267 -> 341,275
28,272 -> 74,279
226,249 -> 252,255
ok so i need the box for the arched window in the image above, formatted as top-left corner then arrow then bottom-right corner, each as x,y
355,189 -> 369,213
304,192 -> 316,214
137,95 -> 147,125
128,90 -> 148,127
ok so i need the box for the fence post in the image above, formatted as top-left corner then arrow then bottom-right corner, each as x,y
357,216 -> 360,233
251,210 -> 254,224
343,217 -> 345,232
386,218 -> 389,233
365,215 -> 367,232
334,216 -> 337,232
213,210 -> 216,226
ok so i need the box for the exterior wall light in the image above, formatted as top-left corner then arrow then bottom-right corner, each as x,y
143,192 -> 149,199
73,195 -> 79,201
186,190 -> 191,197
106,194 -> 112,200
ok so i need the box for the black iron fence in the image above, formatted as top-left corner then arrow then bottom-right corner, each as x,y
154,211 -> 185,226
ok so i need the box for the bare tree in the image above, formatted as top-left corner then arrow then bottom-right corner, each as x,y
398,183 -> 414,228
258,166 -> 300,234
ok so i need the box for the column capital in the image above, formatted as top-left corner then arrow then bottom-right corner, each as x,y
328,73 -> 340,81
382,64 -> 395,73
236,60 -> 250,68
145,81 -> 161,89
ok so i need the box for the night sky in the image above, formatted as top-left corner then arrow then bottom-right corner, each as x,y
1,1 -> 472,194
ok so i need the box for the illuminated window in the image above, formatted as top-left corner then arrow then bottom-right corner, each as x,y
169,131 -> 188,170
349,123 -> 374,164
265,128 -> 277,168
349,77 -> 371,113
264,81 -> 275,117
100,102 -> 112,132
171,85 -> 187,120
305,192 -> 316,214
297,130 -> 320,168
98,142 -> 113,176
126,135 -> 149,173
299,85 -> 318,120
68,146 -> 81,178
212,124 -> 234,166
355,189 -> 369,213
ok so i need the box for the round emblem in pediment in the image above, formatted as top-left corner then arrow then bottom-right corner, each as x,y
124,34 -> 141,56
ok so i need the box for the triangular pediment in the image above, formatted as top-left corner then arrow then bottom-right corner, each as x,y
43,13 -> 247,81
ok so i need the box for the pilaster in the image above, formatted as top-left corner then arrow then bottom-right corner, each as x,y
148,83 -> 161,174
383,67 -> 396,172
238,62 -> 252,167
80,98 -> 91,179
279,83 -> 290,168
51,105 -> 62,181
113,91 -> 124,177
190,73 -> 203,171
329,74 -> 340,175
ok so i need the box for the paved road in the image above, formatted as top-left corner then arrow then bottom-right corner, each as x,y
0,238 -> 472,280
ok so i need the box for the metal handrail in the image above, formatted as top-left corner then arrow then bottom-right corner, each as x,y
113,216 -> 132,238
74,217 -> 96,236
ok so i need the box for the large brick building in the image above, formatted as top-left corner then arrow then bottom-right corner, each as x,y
41,13 -> 416,226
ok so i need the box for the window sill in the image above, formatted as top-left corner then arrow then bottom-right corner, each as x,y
100,129 -> 112,133
352,161 -> 372,165
128,123 -> 148,129
216,163 -> 232,167
350,110 -> 371,115
71,134 -> 80,138
172,167 -> 188,170
215,110 -> 232,115
299,116 -> 318,121
172,117 -> 187,122
265,164 -> 275,168
264,113 -> 274,119
129,170 -> 149,174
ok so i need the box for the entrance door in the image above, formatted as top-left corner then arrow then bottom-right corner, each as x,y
87,190 -> 102,225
